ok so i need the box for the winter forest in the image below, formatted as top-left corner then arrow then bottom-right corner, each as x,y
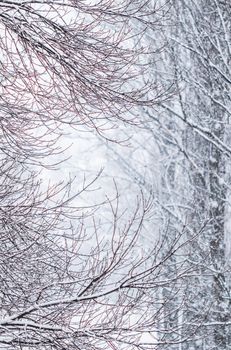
0,0 -> 230,349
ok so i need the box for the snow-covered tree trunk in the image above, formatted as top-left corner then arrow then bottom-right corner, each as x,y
166,0 -> 231,348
